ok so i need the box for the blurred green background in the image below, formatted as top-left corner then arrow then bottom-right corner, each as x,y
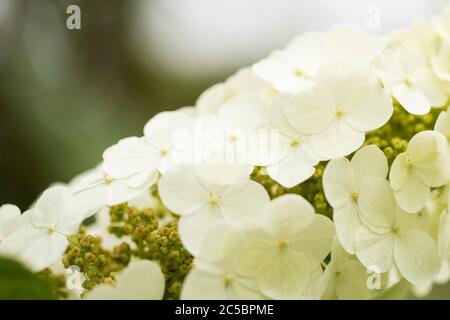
0,0 -> 449,299
0,0 -> 217,210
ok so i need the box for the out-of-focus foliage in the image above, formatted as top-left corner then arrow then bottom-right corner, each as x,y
0,256 -> 55,300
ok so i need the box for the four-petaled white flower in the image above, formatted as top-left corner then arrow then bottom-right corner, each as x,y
372,49 -> 447,115
85,260 -> 165,300
181,222 -> 264,300
102,110 -> 194,184
7,186 -> 87,271
196,68 -> 275,114
323,145 -> 388,253
284,63 -> 393,159
261,95 -> 319,188
389,130 -> 450,213
355,178 -> 441,286
236,194 -> 335,299
253,24 -> 383,94
158,164 -> 269,256
71,164 -> 158,210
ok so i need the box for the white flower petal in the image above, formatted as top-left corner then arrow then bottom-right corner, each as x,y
116,260 -> 165,300
220,181 -> 270,223
392,83 -> 430,115
393,173 -> 430,214
350,145 -> 389,187
394,230 -> 440,286
335,260 -> 373,300
359,178 -> 395,230
158,165 -> 210,216
178,206 -> 223,257
266,146 -> 318,188
333,201 -> 361,254
308,120 -> 365,160
0,204 -> 21,241
181,265 -> 262,300
261,194 -> 315,238
355,227 -> 395,273
256,250 -> 312,300
323,157 -> 354,208
289,214 -> 335,262
286,87 -> 336,135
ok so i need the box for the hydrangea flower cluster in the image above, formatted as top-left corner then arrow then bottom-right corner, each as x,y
2,9 -> 450,300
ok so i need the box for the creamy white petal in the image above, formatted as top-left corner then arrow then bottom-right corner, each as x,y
260,194 -> 315,238
389,153 -> 409,191
102,137 -> 157,179
333,201 -> 361,254
323,157 -> 354,208
394,230 -> 440,286
435,111 -> 450,147
181,265 -> 262,300
392,83 -> 430,115
0,204 -> 21,241
393,173 -> 430,214
308,120 -> 365,160
256,249 -> 312,299
220,181 -> 269,223
178,205 -> 223,257
289,214 -> 335,262
413,68 -> 448,107
350,145 -> 389,185
343,84 -> 393,132
335,260 -> 374,300
285,87 -> 336,135
266,145 -> 318,188
358,178 -> 395,230
355,227 -> 395,273
116,260 -> 165,300
158,165 -> 210,216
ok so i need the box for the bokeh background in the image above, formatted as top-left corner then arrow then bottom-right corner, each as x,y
0,0 -> 449,298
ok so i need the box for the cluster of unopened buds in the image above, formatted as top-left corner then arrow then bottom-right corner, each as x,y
2,8 -> 450,300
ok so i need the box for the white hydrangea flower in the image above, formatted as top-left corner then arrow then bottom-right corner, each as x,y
7,186 -> 87,271
355,178 -> 441,286
435,110 -> 450,151
322,241 -> 376,300
181,222 -> 264,300
103,110 -> 194,180
264,95 -> 320,188
253,49 -> 315,94
85,260 -> 165,300
0,204 -> 21,255
71,164 -> 157,210
253,25 -> 383,94
284,63 -> 393,159
196,68 -> 275,114
158,164 -> 269,256
389,130 -> 450,213
323,145 -> 388,253
372,49 -> 447,115
208,94 -> 277,166
236,194 -> 334,299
